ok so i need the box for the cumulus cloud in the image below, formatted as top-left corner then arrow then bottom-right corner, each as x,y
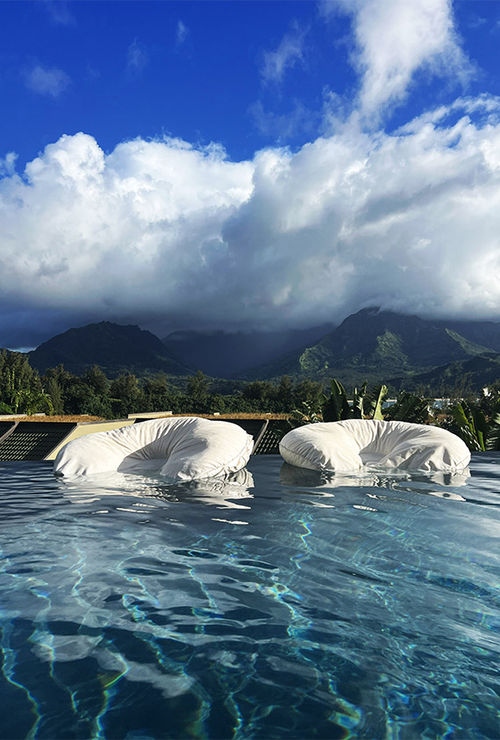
328,0 -> 471,119
24,64 -> 70,97
0,134 -> 254,339
1,97 -> 500,344
261,25 -> 306,84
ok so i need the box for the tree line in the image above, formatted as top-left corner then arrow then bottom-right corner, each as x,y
1,349 -> 499,452
0,350 -> 324,418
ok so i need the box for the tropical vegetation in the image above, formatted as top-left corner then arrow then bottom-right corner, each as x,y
1,349 -> 500,452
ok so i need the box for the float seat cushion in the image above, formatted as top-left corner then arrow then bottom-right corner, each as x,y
279,419 -> 471,473
54,417 -> 254,480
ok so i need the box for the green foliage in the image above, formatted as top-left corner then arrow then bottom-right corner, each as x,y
322,380 -> 387,422
142,374 -> 174,412
1,358 -> 328,420
276,376 -> 294,410
385,391 -> 431,424
322,379 -> 351,422
110,374 -> 145,418
14,389 -> 53,416
365,385 -> 388,420
240,377 -> 322,414
289,400 -> 323,426
83,365 -> 109,396
2,346 -> 500,461
294,379 -> 324,410
0,350 -> 47,414
243,380 -> 275,405
448,400 -> 488,451
350,384 -> 366,419
186,370 -> 211,413
486,413 -> 500,451
43,364 -> 111,417
445,388 -> 500,452
373,331 -> 407,367
46,377 -> 64,415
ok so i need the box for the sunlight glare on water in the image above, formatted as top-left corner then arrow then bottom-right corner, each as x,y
0,455 -> 499,738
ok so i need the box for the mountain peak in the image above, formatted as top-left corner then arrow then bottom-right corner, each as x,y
29,321 -> 191,377
244,308 -> 500,387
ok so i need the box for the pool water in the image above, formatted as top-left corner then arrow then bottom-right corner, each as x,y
0,455 -> 499,739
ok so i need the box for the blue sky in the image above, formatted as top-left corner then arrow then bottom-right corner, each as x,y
2,1 -> 355,165
2,0 -> 500,348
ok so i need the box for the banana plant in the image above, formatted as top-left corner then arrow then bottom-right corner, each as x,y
449,400 -> 489,451
322,379 -> 351,422
486,413 -> 500,451
386,391 -> 431,424
322,380 -> 388,421
289,400 -> 323,426
351,383 -> 367,418
364,384 -> 388,420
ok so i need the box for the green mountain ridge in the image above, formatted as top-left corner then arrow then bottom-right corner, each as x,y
29,322 -> 191,378
243,308 -> 500,388
14,310 -> 500,393
443,329 -> 492,357
390,353 -> 500,395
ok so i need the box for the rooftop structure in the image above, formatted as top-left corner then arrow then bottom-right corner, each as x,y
0,414 -> 286,461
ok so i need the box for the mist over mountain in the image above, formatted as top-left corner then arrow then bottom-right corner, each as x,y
29,322 -> 191,378
163,325 -> 333,379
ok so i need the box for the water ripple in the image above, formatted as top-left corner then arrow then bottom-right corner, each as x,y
0,456 -> 499,737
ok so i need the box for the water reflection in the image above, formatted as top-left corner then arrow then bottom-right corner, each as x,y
279,461 -> 470,494
60,467 -> 255,510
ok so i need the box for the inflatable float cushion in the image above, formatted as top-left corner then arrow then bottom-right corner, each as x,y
54,417 -> 254,480
279,419 -> 471,473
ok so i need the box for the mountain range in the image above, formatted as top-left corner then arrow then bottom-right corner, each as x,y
9,308 -> 500,392
28,322 -> 190,378
245,308 -> 500,386
162,324 -> 333,378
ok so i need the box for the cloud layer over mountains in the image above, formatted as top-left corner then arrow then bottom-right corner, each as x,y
1,0 -> 500,346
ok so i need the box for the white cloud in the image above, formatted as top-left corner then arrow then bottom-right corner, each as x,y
261,26 -> 306,84
24,64 -> 70,97
0,134 -> 253,329
176,20 -> 189,46
328,0 -> 472,119
250,99 -> 318,141
0,152 -> 17,177
1,98 -> 500,334
42,0 -> 75,26
127,39 -> 148,75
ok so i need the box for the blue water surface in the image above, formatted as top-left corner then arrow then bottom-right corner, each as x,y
0,455 -> 499,739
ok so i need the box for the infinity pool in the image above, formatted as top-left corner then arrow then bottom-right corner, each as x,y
0,455 -> 499,738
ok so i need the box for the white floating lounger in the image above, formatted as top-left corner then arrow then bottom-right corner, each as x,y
279,419 -> 471,473
54,417 -> 254,481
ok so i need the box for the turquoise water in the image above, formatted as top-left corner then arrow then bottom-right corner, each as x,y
0,455 -> 499,739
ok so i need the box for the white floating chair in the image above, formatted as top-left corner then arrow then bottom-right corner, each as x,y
54,417 -> 254,481
279,419 -> 471,473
